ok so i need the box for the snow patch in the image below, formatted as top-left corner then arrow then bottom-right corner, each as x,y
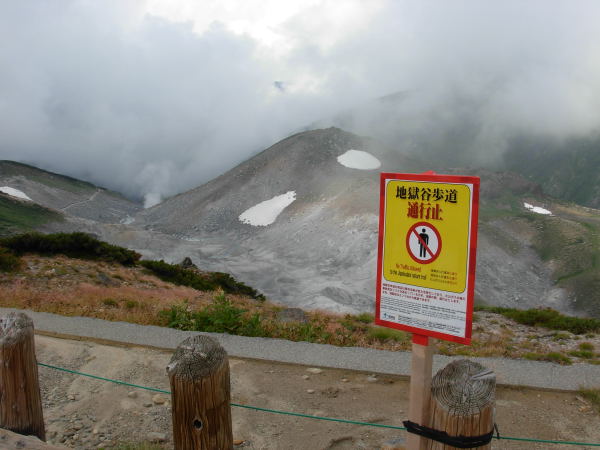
239,191 -> 296,226
337,150 -> 381,170
524,202 -> 552,215
0,186 -> 32,201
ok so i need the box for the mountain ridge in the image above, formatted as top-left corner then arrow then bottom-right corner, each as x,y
0,160 -> 142,224
1,127 -> 599,317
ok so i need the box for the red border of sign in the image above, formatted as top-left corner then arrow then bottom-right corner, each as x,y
375,172 -> 480,345
405,221 -> 442,264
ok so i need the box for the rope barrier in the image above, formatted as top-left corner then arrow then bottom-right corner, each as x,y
38,362 -> 600,447
38,363 -> 169,394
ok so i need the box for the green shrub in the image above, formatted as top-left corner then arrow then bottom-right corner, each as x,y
125,300 -> 139,309
103,298 -> 118,307
0,247 -> 21,272
355,313 -> 374,324
568,350 -> 594,359
0,232 -> 141,266
159,303 -> 196,330
140,260 -> 216,291
207,272 -> 265,301
140,260 -> 265,300
160,295 -> 265,337
159,295 -> 337,342
551,353 -> 573,365
475,306 -> 600,334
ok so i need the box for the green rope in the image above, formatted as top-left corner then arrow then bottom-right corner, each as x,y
38,362 -> 600,447
230,403 -> 406,430
37,363 -> 170,394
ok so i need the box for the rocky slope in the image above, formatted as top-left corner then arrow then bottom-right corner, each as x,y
127,128 -> 598,316
0,160 -> 141,224
3,128 -> 599,317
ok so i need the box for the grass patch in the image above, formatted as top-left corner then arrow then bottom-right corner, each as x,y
579,342 -> 595,351
567,350 -> 595,359
0,196 -> 63,236
523,352 -> 572,365
159,294 -> 358,345
503,134 -> 600,208
552,332 -> 571,341
0,160 -> 96,194
270,320 -> 330,344
368,327 -> 410,343
340,313 -> 373,332
475,306 -> 600,334
355,312 -> 374,324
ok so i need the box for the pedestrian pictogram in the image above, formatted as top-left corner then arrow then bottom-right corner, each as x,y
406,222 -> 441,264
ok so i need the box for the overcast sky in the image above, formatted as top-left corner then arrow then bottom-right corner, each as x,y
1,1 -> 599,205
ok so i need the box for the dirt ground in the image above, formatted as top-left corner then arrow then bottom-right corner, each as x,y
34,335 -> 600,450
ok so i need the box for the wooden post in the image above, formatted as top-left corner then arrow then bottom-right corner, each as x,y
427,359 -> 496,449
0,313 -> 45,441
167,335 -> 233,450
407,334 -> 434,450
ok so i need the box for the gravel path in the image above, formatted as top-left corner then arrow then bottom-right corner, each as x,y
34,335 -> 600,449
2,307 -> 599,391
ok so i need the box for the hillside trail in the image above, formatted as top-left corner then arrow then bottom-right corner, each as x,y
35,335 -> 600,450
60,189 -> 101,212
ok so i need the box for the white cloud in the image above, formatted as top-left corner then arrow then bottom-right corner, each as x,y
1,0 -> 600,202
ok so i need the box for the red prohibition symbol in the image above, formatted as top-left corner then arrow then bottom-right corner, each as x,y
406,221 -> 442,264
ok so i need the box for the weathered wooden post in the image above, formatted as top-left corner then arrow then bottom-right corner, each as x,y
406,335 -> 435,450
0,313 -> 45,441
167,335 -> 233,449
426,359 -> 496,449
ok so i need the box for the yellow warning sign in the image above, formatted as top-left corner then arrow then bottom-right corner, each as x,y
383,181 -> 472,293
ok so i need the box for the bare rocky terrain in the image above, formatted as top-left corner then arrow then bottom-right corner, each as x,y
0,161 -> 141,224
104,129 -> 598,317
35,335 -> 600,449
2,128 -> 599,317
